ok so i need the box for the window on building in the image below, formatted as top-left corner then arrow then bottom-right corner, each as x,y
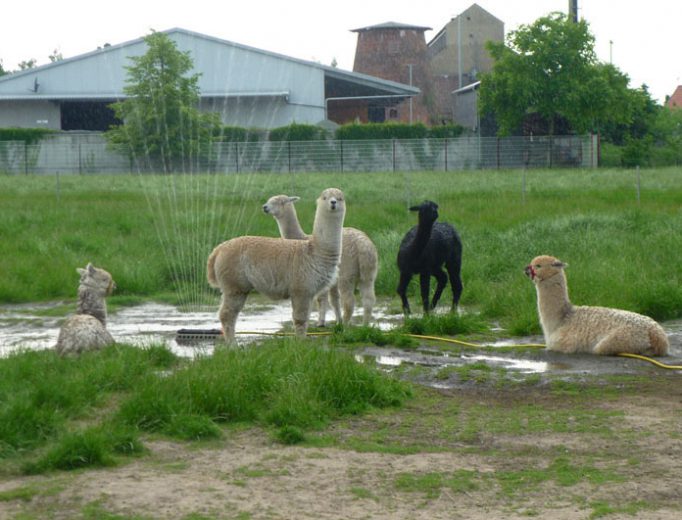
60,101 -> 119,131
368,105 -> 386,123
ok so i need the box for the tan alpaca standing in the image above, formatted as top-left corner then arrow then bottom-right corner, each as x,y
525,255 -> 669,356
207,188 -> 346,342
262,194 -> 378,326
55,263 -> 116,355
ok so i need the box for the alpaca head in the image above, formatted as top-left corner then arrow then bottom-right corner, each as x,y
524,255 -> 567,284
262,194 -> 300,218
410,200 -> 439,226
77,263 -> 116,296
316,188 -> 345,219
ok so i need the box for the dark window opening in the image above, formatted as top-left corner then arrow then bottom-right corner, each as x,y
368,105 -> 386,123
61,101 -> 119,131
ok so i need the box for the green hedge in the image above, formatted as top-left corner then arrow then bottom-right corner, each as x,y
334,122 -> 464,140
213,126 -> 264,142
269,123 -> 328,141
0,128 -> 55,144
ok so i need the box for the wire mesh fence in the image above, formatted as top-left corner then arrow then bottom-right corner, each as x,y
0,134 -> 597,175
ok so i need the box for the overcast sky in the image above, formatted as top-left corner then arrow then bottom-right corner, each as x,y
2,1 -> 679,104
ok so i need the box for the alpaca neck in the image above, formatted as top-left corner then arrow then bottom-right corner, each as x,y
311,210 -> 344,260
278,206 -> 307,240
536,272 -> 573,336
76,285 -> 107,325
410,219 -> 435,253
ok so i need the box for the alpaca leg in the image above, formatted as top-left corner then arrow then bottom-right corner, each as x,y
338,279 -> 355,324
419,273 -> 432,313
328,285 -> 343,324
316,292 -> 328,327
292,295 -> 313,338
358,277 -> 376,326
218,292 -> 247,343
446,257 -> 463,311
397,273 -> 413,315
592,328 -> 634,356
430,268 -> 448,311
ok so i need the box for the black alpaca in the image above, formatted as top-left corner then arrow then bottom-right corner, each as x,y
396,201 -> 463,314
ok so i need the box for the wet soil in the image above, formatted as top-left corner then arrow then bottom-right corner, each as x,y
2,300 -> 681,384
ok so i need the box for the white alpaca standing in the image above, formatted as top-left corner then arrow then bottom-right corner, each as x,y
207,188 -> 346,342
262,194 -> 378,326
55,263 -> 116,356
525,255 -> 669,356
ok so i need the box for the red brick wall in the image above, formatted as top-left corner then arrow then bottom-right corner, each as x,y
353,28 -> 435,124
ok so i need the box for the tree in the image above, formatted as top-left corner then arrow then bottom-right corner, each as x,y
106,30 -> 219,172
48,49 -> 63,63
17,59 -> 37,70
0,60 -> 6,76
479,12 -> 631,136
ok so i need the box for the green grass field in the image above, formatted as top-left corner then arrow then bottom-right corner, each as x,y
1,167 -> 681,334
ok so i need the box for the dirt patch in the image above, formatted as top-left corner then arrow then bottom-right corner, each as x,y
2,377 -> 681,520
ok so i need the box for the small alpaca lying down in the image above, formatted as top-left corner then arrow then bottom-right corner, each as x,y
55,263 -> 116,356
525,255 -> 669,356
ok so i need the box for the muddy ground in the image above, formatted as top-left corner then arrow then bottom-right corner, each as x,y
1,301 -> 681,519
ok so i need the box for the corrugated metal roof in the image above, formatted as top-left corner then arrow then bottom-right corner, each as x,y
0,27 -> 419,99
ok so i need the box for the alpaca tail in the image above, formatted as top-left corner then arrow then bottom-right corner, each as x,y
649,327 -> 670,357
207,248 -> 220,288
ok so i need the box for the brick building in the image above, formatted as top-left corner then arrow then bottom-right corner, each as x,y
350,22 -> 434,124
667,86 -> 682,109
350,4 -> 503,126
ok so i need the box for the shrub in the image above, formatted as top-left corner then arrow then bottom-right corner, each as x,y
269,123 -> 327,141
0,128 -> 55,143
335,122 -> 429,140
428,124 -> 465,139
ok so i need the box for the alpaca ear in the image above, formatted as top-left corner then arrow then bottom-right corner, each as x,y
77,268 -> 86,276
288,196 -> 300,204
552,261 -> 567,269
409,205 -> 420,212
87,263 -> 96,274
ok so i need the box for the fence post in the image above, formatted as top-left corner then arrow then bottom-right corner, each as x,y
235,141 -> 240,173
78,143 -> 82,175
444,138 -> 448,171
392,139 -> 396,172
24,143 -> 28,175
496,138 -> 500,169
636,165 -> 641,204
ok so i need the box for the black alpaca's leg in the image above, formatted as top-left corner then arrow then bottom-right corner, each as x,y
446,256 -> 463,310
430,267 -> 448,310
397,272 -> 413,315
419,272 -> 432,313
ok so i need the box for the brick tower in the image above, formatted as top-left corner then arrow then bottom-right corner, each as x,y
351,22 -> 434,124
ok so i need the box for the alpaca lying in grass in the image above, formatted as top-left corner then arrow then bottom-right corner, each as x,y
55,263 -> 116,356
208,188 -> 346,342
262,194 -> 378,326
525,255 -> 669,356
397,200 -> 463,314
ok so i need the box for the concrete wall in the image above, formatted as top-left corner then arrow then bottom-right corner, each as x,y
429,5 -> 503,82
0,100 -> 61,129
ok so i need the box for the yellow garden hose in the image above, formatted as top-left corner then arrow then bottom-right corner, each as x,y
226,330 -> 681,370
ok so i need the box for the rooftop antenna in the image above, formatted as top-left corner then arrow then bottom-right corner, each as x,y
28,77 -> 39,93
569,0 -> 578,23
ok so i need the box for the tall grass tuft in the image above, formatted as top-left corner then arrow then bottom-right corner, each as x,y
117,339 -> 412,436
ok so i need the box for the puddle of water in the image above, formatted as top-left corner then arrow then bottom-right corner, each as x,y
0,301 -> 398,358
0,301 -> 295,358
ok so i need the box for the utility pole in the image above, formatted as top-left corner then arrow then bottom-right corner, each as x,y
407,63 -> 414,123
569,0 -> 578,23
